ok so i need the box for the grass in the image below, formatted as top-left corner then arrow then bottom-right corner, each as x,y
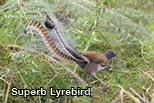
0,0 -> 154,102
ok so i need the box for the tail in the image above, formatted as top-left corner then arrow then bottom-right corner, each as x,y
24,20 -> 74,62
44,15 -> 89,63
44,15 -> 55,29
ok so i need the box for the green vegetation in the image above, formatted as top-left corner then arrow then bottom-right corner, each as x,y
0,0 -> 154,102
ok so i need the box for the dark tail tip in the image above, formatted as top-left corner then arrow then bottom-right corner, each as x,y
24,29 -> 27,34
44,20 -> 55,29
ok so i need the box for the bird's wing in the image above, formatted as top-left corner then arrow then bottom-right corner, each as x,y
81,51 -> 109,66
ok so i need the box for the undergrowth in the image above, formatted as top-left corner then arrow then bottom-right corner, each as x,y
0,0 -> 154,102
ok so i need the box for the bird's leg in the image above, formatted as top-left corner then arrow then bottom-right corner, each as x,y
87,75 -> 91,87
93,75 -> 108,90
93,75 -> 106,86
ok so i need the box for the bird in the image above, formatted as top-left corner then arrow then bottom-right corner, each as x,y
44,15 -> 119,86
76,50 -> 118,86
24,15 -> 119,87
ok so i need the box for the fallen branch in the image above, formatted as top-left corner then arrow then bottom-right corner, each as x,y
120,88 -> 124,103
142,92 -> 149,103
114,95 -> 128,103
110,90 -> 119,101
129,87 -> 147,102
143,71 -> 154,82
7,44 -> 85,84
0,77 -> 11,103
109,85 -> 141,103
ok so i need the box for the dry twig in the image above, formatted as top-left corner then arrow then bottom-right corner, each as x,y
129,87 -> 147,102
143,71 -> 154,82
110,90 -> 120,101
16,0 -> 28,22
114,95 -> 128,103
7,44 -> 85,84
0,77 -> 11,103
109,85 -> 141,103
120,88 -> 124,103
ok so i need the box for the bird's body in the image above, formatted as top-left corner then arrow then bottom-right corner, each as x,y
77,51 -> 109,75
76,50 -> 118,85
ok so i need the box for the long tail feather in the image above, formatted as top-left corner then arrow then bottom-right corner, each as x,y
45,15 -> 89,63
24,21 -> 74,62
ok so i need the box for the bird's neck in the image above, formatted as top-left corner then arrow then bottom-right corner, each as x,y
104,52 -> 111,60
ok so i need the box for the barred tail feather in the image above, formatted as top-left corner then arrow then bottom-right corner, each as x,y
45,15 -> 89,63
24,21 -> 74,62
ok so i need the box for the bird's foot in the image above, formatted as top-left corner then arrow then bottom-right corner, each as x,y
103,84 -> 108,91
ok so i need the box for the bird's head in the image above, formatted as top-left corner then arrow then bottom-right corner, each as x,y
104,49 -> 119,59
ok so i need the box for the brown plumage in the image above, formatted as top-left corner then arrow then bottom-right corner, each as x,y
81,51 -> 109,65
